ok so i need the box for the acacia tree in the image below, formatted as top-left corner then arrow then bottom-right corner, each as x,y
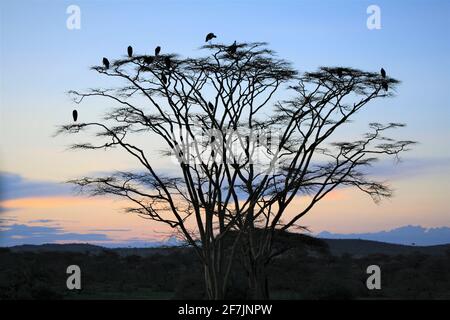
58,41 -> 414,299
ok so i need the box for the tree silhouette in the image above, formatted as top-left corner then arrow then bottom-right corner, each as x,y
57,40 -> 414,299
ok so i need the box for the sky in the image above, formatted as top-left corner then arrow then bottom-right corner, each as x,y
0,0 -> 449,246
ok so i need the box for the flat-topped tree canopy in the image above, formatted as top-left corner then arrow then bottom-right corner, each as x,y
57,39 -> 414,299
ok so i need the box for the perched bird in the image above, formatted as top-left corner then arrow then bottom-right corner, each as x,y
127,46 -> 133,57
380,68 -> 386,78
382,81 -> 388,92
72,109 -> 78,122
155,46 -> 161,56
165,56 -> 171,69
143,56 -> 154,64
228,41 -> 237,55
208,102 -> 214,111
205,32 -> 217,42
337,68 -> 343,78
161,72 -> 167,84
102,57 -> 110,69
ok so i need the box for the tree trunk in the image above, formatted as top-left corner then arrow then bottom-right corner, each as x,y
243,225 -> 272,300
204,263 -> 223,300
248,262 -> 269,300
203,241 -> 230,300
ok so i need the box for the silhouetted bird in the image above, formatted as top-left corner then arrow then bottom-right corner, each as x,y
143,56 -> 154,64
161,72 -> 167,84
337,68 -> 343,78
165,56 -> 171,69
208,102 -> 214,111
205,32 -> 217,42
382,81 -> 388,91
228,41 -> 237,55
102,57 -> 110,69
72,109 -> 78,122
155,46 -> 161,56
127,46 -> 133,57
380,68 -> 386,78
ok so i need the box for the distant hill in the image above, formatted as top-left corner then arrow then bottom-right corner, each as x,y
8,242 -> 192,257
318,225 -> 450,246
322,238 -> 450,257
9,243 -> 106,254
8,237 -> 450,257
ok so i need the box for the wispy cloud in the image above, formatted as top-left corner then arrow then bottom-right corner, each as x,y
2,156 -> 448,203
0,223 -> 112,247
0,220 -> 179,248
0,172 -> 73,201
89,228 -> 131,232
359,157 -> 450,180
0,216 -> 17,223
28,219 -> 55,223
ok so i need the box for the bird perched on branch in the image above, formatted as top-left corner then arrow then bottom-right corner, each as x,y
380,68 -> 386,78
228,41 -> 237,55
155,46 -> 161,56
102,57 -> 110,69
382,81 -> 388,91
208,102 -> 214,111
127,46 -> 133,57
72,109 -> 78,122
205,32 -> 217,42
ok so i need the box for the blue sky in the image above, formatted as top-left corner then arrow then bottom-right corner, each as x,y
0,0 -> 449,246
1,0 -> 449,179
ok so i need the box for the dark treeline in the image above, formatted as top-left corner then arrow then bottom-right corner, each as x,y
1,240 -> 449,300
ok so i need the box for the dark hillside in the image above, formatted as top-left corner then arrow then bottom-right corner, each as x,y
1,235 -> 449,300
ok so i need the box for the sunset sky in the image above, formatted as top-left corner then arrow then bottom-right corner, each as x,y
1,0 -> 449,246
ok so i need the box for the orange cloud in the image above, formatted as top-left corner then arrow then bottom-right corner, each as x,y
0,195 -> 175,242
1,196 -> 103,209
